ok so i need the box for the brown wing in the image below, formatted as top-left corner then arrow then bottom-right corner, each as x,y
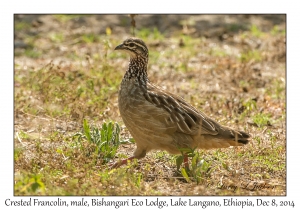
142,82 -> 219,136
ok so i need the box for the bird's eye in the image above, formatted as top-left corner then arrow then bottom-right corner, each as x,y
129,43 -> 134,47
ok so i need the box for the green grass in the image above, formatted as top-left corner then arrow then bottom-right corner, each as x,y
210,48 -> 228,57
252,113 -> 272,127
49,32 -> 65,43
81,34 -> 98,43
73,120 -> 121,164
178,151 -> 213,184
265,78 -> 285,99
24,48 -> 42,58
226,23 -> 247,32
53,14 -> 89,23
271,25 -> 286,35
15,21 -> 31,31
14,14 -> 286,196
239,50 -> 262,62
250,25 -> 264,38
15,173 -> 46,195
137,27 -> 164,40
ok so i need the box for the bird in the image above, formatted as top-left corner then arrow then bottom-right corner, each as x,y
112,37 -> 250,168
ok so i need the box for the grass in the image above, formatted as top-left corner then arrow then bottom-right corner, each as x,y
239,50 -> 262,62
15,21 -> 31,31
252,113 -> 272,127
81,34 -> 98,43
49,32 -> 65,43
14,14 -> 286,195
137,27 -> 165,40
250,25 -> 264,38
24,48 -> 42,58
53,14 -> 89,23
226,23 -> 247,32
271,25 -> 286,35
177,149 -> 213,184
73,120 -> 121,164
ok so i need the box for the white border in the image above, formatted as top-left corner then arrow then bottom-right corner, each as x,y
2,0 -> 298,209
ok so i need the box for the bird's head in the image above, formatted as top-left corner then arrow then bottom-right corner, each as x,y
115,37 -> 148,59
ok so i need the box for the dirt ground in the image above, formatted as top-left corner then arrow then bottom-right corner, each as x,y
14,14 -> 286,196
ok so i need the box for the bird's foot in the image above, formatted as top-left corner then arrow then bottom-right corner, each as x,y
109,156 -> 135,169
183,154 -> 190,171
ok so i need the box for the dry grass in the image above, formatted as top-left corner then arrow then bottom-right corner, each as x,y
14,14 -> 286,195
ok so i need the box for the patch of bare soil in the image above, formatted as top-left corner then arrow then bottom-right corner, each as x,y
14,14 -> 286,195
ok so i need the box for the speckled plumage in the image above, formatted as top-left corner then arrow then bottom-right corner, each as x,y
113,37 -> 250,168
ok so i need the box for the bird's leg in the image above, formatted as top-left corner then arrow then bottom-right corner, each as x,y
183,154 -> 189,170
109,156 -> 136,169
110,149 -> 146,169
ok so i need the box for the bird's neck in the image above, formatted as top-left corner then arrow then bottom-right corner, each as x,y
124,55 -> 149,83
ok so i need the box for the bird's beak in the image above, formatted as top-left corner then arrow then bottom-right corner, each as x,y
114,44 -> 124,51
